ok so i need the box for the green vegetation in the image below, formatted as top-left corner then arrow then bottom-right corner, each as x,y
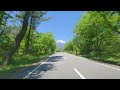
64,11 -> 120,65
0,54 -> 50,78
0,11 -> 56,77
55,48 -> 64,52
1,11 -> 120,77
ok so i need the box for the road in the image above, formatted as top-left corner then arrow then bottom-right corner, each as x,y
11,52 -> 120,79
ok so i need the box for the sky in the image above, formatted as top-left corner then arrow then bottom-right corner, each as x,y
36,11 -> 84,43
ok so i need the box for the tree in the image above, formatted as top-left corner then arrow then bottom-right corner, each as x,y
2,11 -> 30,65
25,11 -> 49,54
0,11 -> 13,37
27,32 -> 56,55
64,11 -> 120,59
98,11 -> 120,34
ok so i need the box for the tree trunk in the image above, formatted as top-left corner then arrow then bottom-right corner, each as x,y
2,11 -> 30,65
25,16 -> 33,54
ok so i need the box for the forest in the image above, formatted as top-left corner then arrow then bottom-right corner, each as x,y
1,11 -> 120,78
64,11 -> 120,65
0,11 -> 56,77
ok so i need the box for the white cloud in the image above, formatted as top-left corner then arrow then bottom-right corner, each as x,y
56,40 -> 66,43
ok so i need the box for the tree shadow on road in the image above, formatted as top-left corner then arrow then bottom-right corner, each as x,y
11,55 -> 64,79
25,56 -> 64,79
46,56 -> 64,62
25,63 -> 56,79
10,63 -> 55,79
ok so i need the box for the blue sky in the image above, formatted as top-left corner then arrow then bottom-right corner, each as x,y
36,11 -> 84,42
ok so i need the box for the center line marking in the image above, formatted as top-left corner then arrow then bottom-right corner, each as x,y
74,68 -> 86,79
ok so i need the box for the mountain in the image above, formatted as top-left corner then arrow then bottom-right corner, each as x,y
56,40 -> 66,49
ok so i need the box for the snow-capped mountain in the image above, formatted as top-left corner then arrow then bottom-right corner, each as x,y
56,40 -> 66,49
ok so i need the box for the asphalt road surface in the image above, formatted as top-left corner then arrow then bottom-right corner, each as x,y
11,52 -> 120,79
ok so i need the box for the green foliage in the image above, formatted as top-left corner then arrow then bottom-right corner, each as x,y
0,54 -> 49,78
64,11 -> 120,65
30,32 -> 56,55
55,48 -> 64,52
64,40 -> 74,54
0,11 -> 56,65
18,31 -> 56,56
0,11 -> 56,77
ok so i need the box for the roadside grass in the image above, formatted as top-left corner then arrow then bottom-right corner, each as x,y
81,54 -> 120,66
66,51 -> 120,66
0,53 -> 52,78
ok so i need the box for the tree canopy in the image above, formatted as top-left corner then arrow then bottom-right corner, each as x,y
64,11 -> 120,59
0,11 -> 56,65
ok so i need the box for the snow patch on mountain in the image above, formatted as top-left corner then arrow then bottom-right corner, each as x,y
56,40 -> 66,48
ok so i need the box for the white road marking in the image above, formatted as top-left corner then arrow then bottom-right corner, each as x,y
74,68 -> 86,79
23,56 -> 52,79
78,57 -> 120,71
92,61 -> 120,71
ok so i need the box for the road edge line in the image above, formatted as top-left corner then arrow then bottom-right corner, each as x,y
23,56 -> 52,79
77,56 -> 120,71
92,61 -> 120,71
